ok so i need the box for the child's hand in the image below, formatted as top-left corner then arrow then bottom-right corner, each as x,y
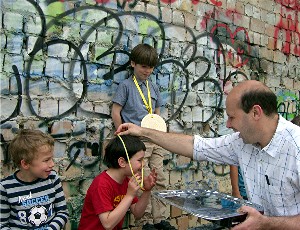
127,174 -> 142,197
143,169 -> 157,191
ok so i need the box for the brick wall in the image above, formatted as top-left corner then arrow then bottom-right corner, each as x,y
0,0 -> 299,229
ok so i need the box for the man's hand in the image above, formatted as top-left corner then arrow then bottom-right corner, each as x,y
232,206 -> 268,230
115,123 -> 142,136
143,169 -> 157,191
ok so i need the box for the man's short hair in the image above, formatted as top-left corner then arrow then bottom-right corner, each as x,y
240,88 -> 278,116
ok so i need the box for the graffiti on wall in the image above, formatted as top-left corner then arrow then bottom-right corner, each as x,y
274,0 -> 300,56
277,90 -> 300,120
0,0 -> 299,172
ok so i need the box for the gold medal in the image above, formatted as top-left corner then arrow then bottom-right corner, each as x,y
141,114 -> 167,132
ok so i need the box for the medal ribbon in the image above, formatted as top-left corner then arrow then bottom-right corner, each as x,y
133,75 -> 152,114
117,135 -> 144,190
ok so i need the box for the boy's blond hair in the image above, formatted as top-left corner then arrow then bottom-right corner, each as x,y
8,129 -> 54,167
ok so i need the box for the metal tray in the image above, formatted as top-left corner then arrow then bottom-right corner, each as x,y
152,189 -> 264,227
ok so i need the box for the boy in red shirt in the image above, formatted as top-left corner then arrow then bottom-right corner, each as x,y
78,135 -> 157,230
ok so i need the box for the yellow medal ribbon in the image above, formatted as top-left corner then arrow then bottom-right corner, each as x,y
117,135 -> 144,190
133,75 -> 152,114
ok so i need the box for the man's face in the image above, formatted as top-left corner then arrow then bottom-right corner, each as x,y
226,97 -> 256,144
131,61 -> 154,81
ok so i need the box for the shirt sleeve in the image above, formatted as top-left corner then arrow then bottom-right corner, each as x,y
48,172 -> 69,230
92,177 -> 138,215
112,82 -> 128,107
193,133 -> 240,165
93,183 -> 114,215
0,183 -> 11,230
152,82 -> 163,108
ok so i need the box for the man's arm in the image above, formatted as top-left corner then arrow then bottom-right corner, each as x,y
111,103 -> 123,129
233,206 -> 300,230
116,123 -> 194,158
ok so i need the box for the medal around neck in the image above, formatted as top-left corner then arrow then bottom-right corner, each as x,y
141,114 -> 167,132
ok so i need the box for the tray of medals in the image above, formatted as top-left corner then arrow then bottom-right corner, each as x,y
152,189 -> 264,228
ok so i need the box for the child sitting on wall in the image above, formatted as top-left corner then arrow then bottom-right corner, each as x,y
78,135 -> 157,230
0,129 -> 69,229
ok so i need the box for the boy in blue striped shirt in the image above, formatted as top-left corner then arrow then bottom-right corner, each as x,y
0,129 -> 69,230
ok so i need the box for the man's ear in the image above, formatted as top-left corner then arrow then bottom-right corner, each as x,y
20,159 -> 30,170
252,104 -> 263,120
118,157 -> 127,168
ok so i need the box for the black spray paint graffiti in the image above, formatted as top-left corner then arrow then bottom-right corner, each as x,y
278,102 -> 300,120
1,65 -> 22,125
1,0 -> 261,173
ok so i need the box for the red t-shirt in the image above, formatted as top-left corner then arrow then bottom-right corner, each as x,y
78,171 -> 138,230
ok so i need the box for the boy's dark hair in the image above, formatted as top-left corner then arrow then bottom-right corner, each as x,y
103,135 -> 146,168
240,88 -> 278,116
8,129 -> 55,167
130,43 -> 159,67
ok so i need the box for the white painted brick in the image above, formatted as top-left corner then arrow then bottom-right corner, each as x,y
3,12 -> 23,31
169,170 -> 181,185
181,106 -> 192,123
192,106 -> 203,122
40,99 -> 58,117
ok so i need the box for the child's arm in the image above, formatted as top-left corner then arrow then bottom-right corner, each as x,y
230,165 -> 242,198
111,103 -> 123,129
130,169 -> 157,219
48,175 -> 69,230
154,107 -> 160,115
99,176 -> 141,229
0,184 -> 11,229
130,190 -> 151,219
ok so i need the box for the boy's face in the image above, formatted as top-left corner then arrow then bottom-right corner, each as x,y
127,150 -> 145,176
23,145 -> 55,182
131,61 -> 154,81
